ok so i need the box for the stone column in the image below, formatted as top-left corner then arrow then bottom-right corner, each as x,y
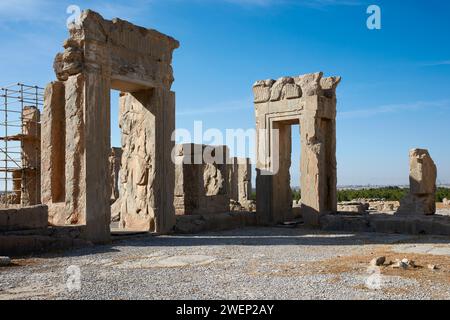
228,157 -> 252,206
42,81 -> 66,223
110,147 -> 122,204
118,88 -> 175,232
397,149 -> 437,215
300,95 -> 337,226
21,106 -> 41,206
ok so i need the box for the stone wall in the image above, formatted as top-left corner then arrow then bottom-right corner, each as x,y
0,205 -> 48,232
174,144 -> 230,215
174,144 -> 252,215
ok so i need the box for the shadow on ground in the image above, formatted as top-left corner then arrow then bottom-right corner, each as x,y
33,226 -> 450,259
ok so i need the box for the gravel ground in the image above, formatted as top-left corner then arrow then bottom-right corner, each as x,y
1,226 -> 450,300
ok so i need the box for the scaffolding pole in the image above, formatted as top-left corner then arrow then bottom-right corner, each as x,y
0,83 -> 43,207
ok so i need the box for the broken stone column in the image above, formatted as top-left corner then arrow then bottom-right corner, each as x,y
21,106 -> 41,206
109,147 -> 122,204
174,144 -> 231,215
228,157 -> 252,210
253,72 -> 340,226
397,149 -> 437,215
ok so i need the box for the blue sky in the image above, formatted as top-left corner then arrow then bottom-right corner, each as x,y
1,0 -> 449,186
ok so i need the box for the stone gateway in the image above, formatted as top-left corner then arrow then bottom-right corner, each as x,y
253,72 -> 340,226
42,10 -> 179,242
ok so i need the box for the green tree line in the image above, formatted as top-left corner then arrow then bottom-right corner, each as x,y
250,187 -> 450,202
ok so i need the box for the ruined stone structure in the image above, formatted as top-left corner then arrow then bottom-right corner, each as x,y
173,144 -> 236,215
398,149 -> 437,215
20,106 -> 41,206
109,147 -> 122,204
228,157 -> 252,209
0,106 -> 41,207
253,72 -> 340,226
112,143 -> 252,221
42,10 -> 179,241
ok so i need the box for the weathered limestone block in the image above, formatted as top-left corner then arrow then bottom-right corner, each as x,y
0,205 -> 48,232
367,200 -> 400,212
397,149 -> 437,215
409,149 -> 437,195
337,202 -> 369,214
253,72 -> 340,226
110,147 -> 122,204
228,157 -> 252,211
253,80 -> 275,103
174,144 -> 231,215
64,73 -> 86,226
294,72 -> 323,97
118,89 -> 175,232
20,106 -> 41,206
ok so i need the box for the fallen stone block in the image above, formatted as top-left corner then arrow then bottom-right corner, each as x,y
0,205 -> 48,232
370,256 -> 386,267
0,256 -> 11,266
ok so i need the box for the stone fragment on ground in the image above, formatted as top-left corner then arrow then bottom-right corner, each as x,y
370,256 -> 386,266
0,256 -> 11,266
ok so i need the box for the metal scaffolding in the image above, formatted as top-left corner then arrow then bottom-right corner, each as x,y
0,83 -> 43,207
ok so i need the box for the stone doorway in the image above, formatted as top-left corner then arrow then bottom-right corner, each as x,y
42,10 -> 179,243
252,73 -> 340,226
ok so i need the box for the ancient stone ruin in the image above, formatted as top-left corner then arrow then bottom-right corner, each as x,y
2,9 -> 449,257
173,144 -> 253,216
110,147 -> 122,205
174,144 -> 230,216
42,10 -> 179,242
397,148 -> 437,215
228,157 -> 253,211
0,106 -> 41,207
253,73 -> 340,226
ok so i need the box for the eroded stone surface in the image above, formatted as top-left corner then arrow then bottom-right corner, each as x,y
42,10 -> 178,242
398,149 -> 437,215
253,72 -> 340,226
174,144 -> 230,215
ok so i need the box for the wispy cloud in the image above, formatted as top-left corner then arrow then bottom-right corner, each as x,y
339,99 -> 450,119
421,60 -> 450,67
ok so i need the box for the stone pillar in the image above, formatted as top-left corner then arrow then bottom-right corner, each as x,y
397,149 -> 437,215
20,106 -> 41,206
228,157 -> 252,206
253,73 -> 340,226
110,147 -> 122,204
300,95 -> 337,226
118,89 -> 175,232
42,81 -> 66,223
